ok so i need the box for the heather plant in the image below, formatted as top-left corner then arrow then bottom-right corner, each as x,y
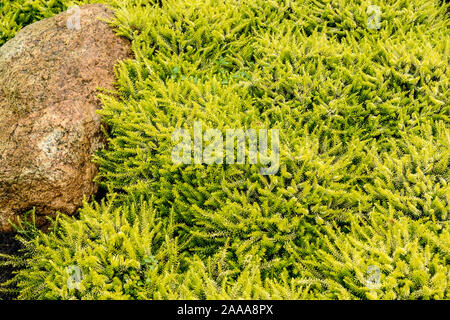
303,211 -> 450,299
0,0 -> 448,299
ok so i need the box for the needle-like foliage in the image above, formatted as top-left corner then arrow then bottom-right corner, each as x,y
0,0 -> 448,299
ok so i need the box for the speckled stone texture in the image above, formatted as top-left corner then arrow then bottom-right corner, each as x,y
0,4 -> 131,232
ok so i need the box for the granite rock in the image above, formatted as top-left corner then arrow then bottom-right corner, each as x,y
0,4 -> 131,232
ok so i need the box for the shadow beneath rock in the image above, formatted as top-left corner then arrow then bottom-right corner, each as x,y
0,232 -> 22,300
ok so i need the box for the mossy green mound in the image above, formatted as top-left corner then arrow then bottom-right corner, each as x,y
1,0 -> 449,299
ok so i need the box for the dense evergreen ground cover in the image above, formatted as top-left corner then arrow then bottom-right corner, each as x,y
0,0 -> 448,299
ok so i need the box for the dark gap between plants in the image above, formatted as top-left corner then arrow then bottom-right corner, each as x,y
0,232 -> 22,300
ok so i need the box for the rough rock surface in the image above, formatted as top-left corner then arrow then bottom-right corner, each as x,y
0,4 -> 131,232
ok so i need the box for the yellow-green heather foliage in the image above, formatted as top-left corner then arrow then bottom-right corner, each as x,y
303,212 -> 449,299
0,0 -> 448,299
